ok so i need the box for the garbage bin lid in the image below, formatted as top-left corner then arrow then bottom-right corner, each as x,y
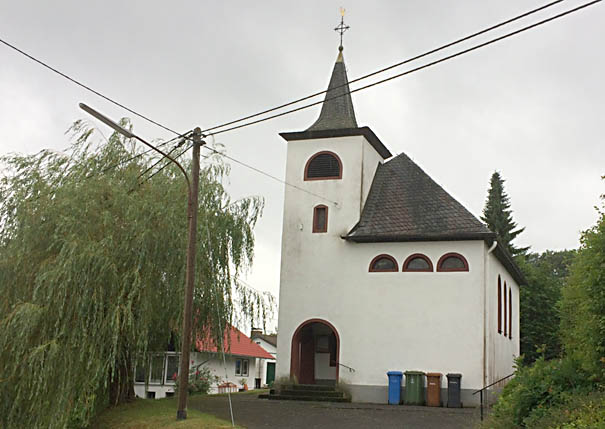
446,373 -> 462,378
387,371 -> 403,376
404,371 -> 426,375
426,372 -> 442,377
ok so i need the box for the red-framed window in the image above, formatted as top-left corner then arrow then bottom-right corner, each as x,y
436,253 -> 469,272
498,276 -> 502,334
509,288 -> 512,340
369,254 -> 398,272
402,253 -> 433,272
503,281 -> 508,337
304,151 -> 342,181
312,205 -> 328,233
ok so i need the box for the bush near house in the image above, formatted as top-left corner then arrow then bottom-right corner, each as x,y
484,192 -> 605,428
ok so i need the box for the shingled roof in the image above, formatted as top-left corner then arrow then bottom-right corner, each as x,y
346,152 -> 494,242
307,49 -> 357,131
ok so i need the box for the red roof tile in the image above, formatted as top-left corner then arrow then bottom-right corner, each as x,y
196,326 -> 273,359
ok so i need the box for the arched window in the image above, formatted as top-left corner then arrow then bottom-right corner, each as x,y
312,205 -> 328,233
509,288 -> 513,340
503,281 -> 508,337
436,253 -> 469,272
304,151 -> 342,181
402,254 -> 433,272
369,254 -> 398,272
497,276 -> 502,334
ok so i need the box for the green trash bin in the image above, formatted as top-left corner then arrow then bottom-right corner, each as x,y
404,371 -> 426,405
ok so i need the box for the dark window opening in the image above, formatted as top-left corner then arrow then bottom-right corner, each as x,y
504,282 -> 508,337
509,288 -> 512,340
403,254 -> 433,272
313,205 -> 328,233
369,254 -> 398,272
304,152 -> 342,180
437,253 -> 469,272
498,276 -> 502,334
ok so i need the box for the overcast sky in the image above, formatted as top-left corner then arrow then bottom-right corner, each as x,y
1,1 -> 603,330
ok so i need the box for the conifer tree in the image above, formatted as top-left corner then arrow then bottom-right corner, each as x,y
482,171 -> 528,256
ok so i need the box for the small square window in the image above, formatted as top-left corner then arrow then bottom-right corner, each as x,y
235,358 -> 249,376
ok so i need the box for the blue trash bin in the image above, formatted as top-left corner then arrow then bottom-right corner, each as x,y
387,371 -> 403,405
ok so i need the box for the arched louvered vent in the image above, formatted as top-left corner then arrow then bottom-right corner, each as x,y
304,152 -> 342,180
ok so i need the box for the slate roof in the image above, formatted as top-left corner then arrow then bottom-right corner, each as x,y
307,49 -> 357,131
251,333 -> 277,348
196,326 -> 273,359
346,152 -> 494,242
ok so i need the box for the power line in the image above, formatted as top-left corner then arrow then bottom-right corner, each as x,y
0,38 -> 187,137
2,1 -> 598,206
200,0 -> 565,134
206,0 -> 601,137
201,145 -> 340,206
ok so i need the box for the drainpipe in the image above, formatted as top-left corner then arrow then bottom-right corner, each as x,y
483,241 -> 498,392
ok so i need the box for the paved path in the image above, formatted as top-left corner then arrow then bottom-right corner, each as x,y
189,393 -> 481,429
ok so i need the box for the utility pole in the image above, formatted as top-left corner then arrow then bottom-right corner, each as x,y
78,104 -> 206,420
177,127 -> 204,420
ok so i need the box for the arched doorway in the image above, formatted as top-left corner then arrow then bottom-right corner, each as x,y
290,319 -> 339,385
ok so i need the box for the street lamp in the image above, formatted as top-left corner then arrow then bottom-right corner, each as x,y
79,103 -> 203,420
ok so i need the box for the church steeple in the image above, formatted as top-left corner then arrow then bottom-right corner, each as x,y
307,10 -> 357,132
307,48 -> 358,131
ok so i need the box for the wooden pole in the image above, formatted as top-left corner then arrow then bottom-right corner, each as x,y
176,128 -> 203,420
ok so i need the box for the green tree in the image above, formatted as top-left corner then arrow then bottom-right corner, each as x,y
0,120 -> 271,428
560,194 -> 605,381
518,250 -> 575,364
482,171 -> 528,256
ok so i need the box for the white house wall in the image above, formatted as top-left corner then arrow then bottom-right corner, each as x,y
485,247 -> 520,397
134,352 -> 261,399
252,337 -> 277,386
277,237 -> 487,404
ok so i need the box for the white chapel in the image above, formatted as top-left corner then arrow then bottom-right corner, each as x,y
274,43 -> 523,405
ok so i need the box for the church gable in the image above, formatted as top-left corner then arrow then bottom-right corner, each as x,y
346,152 -> 494,242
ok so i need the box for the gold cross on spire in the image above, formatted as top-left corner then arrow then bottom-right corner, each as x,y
334,7 -> 350,51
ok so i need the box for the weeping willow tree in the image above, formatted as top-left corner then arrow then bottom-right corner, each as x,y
0,120 -> 271,428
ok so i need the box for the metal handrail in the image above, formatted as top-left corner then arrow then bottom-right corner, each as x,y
472,373 -> 514,421
337,362 -> 356,373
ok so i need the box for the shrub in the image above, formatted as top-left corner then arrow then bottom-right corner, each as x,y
485,355 -> 593,428
174,365 -> 218,396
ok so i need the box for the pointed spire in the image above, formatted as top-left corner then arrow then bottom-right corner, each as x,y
307,47 -> 358,131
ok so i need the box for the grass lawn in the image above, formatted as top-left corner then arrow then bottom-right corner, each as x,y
91,397 -> 238,429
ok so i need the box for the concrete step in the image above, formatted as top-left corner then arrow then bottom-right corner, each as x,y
280,389 -> 344,398
261,394 -> 351,403
287,384 -> 337,392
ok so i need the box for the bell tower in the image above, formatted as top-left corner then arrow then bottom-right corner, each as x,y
275,11 -> 391,384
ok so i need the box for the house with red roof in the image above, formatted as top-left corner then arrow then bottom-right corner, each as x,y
134,325 -> 273,399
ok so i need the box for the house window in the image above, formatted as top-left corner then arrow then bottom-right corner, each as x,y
402,254 -> 433,272
509,288 -> 513,340
369,254 -> 398,272
304,151 -> 342,180
313,205 -> 328,233
165,354 -> 179,384
235,358 -> 249,377
437,253 -> 469,272
503,281 -> 508,337
135,363 -> 147,383
497,276 -> 502,334
149,354 -> 165,384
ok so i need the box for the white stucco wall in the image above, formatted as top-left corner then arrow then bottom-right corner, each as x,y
134,351 -> 261,399
485,247 -> 520,386
276,239 -> 487,391
276,133 -> 522,403
252,337 -> 277,386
